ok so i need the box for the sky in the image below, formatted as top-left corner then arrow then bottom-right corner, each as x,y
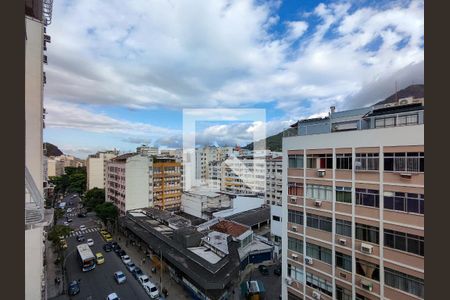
43,0 -> 424,158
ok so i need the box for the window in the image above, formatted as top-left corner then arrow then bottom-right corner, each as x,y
384,229 -> 424,256
288,210 -> 303,225
375,116 -> 396,128
307,213 -> 332,232
336,153 -> 352,170
356,223 -> 379,244
306,272 -> 333,297
384,192 -> 424,214
398,114 -> 419,126
336,186 -> 352,203
355,153 -> 379,171
272,215 -> 281,222
356,258 -> 380,281
288,264 -> 304,282
288,155 -> 304,168
306,184 -> 332,201
306,243 -> 332,264
335,252 -> 352,272
355,188 -> 379,208
288,182 -> 304,196
384,152 -> 424,172
307,154 -> 333,169
336,219 -> 352,237
385,267 -> 424,298
336,286 -> 352,300
288,237 -> 303,254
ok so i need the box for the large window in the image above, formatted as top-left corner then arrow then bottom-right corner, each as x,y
398,114 -> 419,126
355,153 -> 379,171
336,286 -> 352,300
335,251 -> 352,272
385,268 -> 424,298
384,192 -> 424,214
307,154 -> 333,169
288,155 -> 304,168
356,258 -> 380,281
336,219 -> 352,237
336,153 -> 352,170
355,188 -> 379,208
306,243 -> 332,264
356,223 -> 379,244
384,229 -> 424,256
375,116 -> 396,128
288,182 -> 304,196
288,264 -> 304,282
336,186 -> 352,203
306,184 -> 332,201
288,210 -> 304,225
384,152 -> 424,172
288,237 -> 303,254
307,213 -> 332,232
306,272 -> 333,297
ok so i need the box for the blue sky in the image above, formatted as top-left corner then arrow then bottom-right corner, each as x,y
44,0 -> 424,158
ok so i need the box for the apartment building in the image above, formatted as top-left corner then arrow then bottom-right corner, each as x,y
153,157 -> 182,210
181,186 -> 231,220
195,146 -> 234,183
25,0 -> 53,299
282,99 -> 424,300
221,155 -> 266,196
207,160 -> 222,190
266,156 -> 283,205
46,156 -> 64,177
86,150 -> 118,190
136,145 -> 159,156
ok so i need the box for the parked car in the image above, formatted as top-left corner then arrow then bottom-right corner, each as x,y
258,265 -> 269,275
96,252 -> 105,264
121,255 -> 131,264
87,238 -> 94,246
64,221 -> 70,226
106,292 -> 120,300
114,271 -> 126,284
80,225 -> 87,231
78,213 -> 87,218
111,242 -> 118,249
274,265 -> 281,276
132,267 -> 144,280
138,275 -> 151,286
116,249 -> 126,258
143,282 -> 159,299
67,218 -> 73,223
104,234 -> 113,242
103,243 -> 113,252
68,280 -> 80,296
76,235 -> 86,242
126,262 -> 136,272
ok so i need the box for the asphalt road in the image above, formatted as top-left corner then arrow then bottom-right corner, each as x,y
53,193 -> 152,300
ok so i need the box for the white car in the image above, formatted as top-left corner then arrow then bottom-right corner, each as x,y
80,225 -> 87,231
87,238 -> 94,246
64,221 -> 69,226
138,275 -> 159,298
114,271 -> 126,284
67,208 -> 72,213
106,292 -> 119,300
138,275 -> 150,286
121,255 -> 131,264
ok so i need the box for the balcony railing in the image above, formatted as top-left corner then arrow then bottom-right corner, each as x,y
25,166 -> 45,225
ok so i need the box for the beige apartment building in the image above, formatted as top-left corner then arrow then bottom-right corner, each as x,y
86,150 -> 118,190
282,99 -> 424,300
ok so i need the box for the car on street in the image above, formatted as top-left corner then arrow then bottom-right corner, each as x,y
64,221 -> 70,226
68,280 -> 80,296
138,274 -> 151,286
104,234 -> 113,242
80,225 -> 87,231
76,235 -> 86,242
258,265 -> 269,275
96,252 -> 105,264
132,267 -> 144,280
111,242 -> 119,249
274,265 -> 281,276
116,249 -> 126,258
78,213 -> 87,218
87,238 -> 94,246
126,261 -> 136,272
121,255 -> 131,264
67,208 -> 72,213
114,271 -> 126,284
103,243 -> 113,252
67,218 -> 73,223
143,282 -> 159,299
106,292 -> 120,300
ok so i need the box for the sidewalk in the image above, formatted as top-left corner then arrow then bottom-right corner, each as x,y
45,240 -> 64,298
115,232 -> 191,299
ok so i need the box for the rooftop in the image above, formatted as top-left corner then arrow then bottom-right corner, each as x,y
227,206 -> 270,228
211,220 -> 250,238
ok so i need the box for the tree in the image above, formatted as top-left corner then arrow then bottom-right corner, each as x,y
95,202 -> 118,224
49,166 -> 87,195
83,188 -> 105,210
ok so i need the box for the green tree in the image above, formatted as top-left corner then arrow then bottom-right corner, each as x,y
83,188 -> 105,210
95,202 -> 118,224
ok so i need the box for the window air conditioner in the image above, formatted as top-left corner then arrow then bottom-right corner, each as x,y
314,200 -> 322,207
291,253 -> 298,260
291,226 -> 297,232
317,169 -> 326,177
285,277 -> 293,285
338,238 -> 347,245
400,173 -> 412,179
304,256 -> 313,265
312,291 -> 321,299
361,243 -> 373,254
361,280 -> 373,292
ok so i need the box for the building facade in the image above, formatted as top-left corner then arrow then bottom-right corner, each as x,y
153,157 -> 182,210
86,150 -> 118,190
282,100 -> 424,300
221,156 -> 266,196
137,145 -> 159,156
266,156 -> 283,206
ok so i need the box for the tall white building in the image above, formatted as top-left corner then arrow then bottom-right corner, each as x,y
25,0 -> 53,299
137,145 -> 159,156
266,156 -> 283,206
221,156 -> 266,196
86,150 -> 118,190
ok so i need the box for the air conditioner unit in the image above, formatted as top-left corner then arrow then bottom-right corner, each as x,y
314,200 -> 322,207
312,291 -> 321,299
338,238 -> 347,245
361,280 -> 373,292
291,253 -> 298,260
398,97 -> 414,105
291,226 -> 297,232
317,169 -> 326,177
285,277 -> 293,285
400,173 -> 412,179
304,256 -> 313,265
361,243 -> 373,254
384,103 -> 396,108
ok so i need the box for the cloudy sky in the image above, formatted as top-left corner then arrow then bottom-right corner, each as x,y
43,0 -> 424,158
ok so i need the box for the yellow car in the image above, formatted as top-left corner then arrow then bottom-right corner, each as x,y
100,230 -> 109,236
95,252 -> 105,265
104,234 -> 113,242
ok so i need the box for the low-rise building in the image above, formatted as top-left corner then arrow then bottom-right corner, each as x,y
181,186 -> 231,220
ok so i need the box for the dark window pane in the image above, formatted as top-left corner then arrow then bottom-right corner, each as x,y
407,238 -> 420,255
385,232 -> 395,248
395,234 -> 406,251
384,197 -> 394,209
407,198 -> 419,213
384,157 -> 394,171
394,197 -> 405,211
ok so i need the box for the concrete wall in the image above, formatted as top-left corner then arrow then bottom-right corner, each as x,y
125,156 -> 152,211
270,204 -> 283,238
25,226 -> 44,300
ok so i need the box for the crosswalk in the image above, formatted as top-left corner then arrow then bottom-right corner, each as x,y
65,226 -> 101,238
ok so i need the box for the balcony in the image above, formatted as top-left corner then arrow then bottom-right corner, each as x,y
25,167 -> 44,225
